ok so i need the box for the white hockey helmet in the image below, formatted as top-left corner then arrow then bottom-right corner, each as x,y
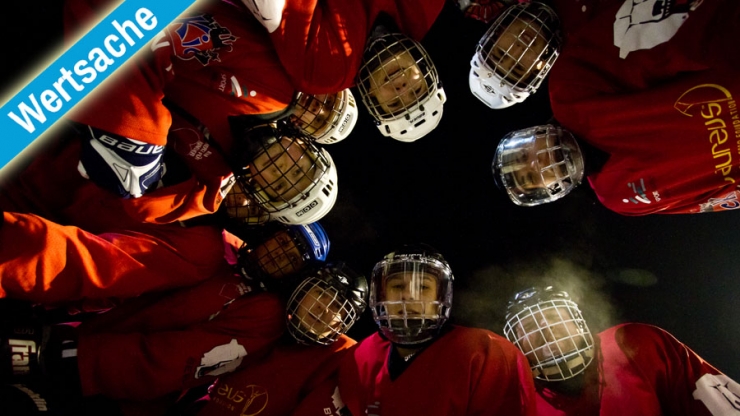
236,124 -> 338,225
504,286 -> 594,381
289,89 -> 359,145
357,32 -> 446,142
370,244 -> 454,345
492,124 -> 584,207
469,2 -> 561,109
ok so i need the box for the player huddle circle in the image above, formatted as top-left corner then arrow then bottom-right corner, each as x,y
2,0 -> 737,414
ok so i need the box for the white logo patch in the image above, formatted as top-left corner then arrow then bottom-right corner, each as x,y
613,0 -> 702,59
195,339 -> 248,378
240,0 -> 286,33
693,373 -> 740,415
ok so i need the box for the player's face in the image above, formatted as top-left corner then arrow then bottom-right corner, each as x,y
249,138 -> 317,203
224,181 -> 264,220
489,16 -> 548,84
294,285 -> 345,338
383,272 -> 439,317
369,51 -> 428,115
251,230 -> 304,279
292,94 -> 336,138
514,306 -> 584,365
502,135 -> 566,192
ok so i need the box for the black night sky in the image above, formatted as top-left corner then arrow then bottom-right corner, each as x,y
3,1 -> 739,381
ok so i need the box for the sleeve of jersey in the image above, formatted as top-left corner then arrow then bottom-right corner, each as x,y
64,0 -> 177,198
246,0 -> 369,94
466,332 -> 538,416
76,293 -> 285,400
119,175 -> 228,224
0,212 -> 222,304
615,324 -> 739,416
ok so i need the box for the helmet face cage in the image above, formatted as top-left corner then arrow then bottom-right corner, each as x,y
246,229 -> 307,280
223,179 -> 271,225
504,297 -> 594,381
238,134 -> 331,213
357,34 -> 440,122
471,2 -> 560,105
370,253 -> 453,345
493,125 -> 584,207
289,89 -> 358,144
286,268 -> 367,345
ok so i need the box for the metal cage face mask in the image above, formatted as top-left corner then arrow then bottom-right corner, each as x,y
287,276 -> 362,345
370,254 -> 453,345
504,298 -> 594,381
472,2 -> 560,102
242,136 -> 330,212
248,230 -> 306,280
223,179 -> 271,225
357,34 -> 440,122
493,125 -> 584,206
289,89 -> 358,144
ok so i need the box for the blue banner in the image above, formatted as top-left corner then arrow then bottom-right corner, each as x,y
0,0 -> 196,170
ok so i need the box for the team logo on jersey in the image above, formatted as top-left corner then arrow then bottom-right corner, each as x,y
326,386 -> 350,415
692,373 -> 740,414
614,0 -> 703,59
169,14 -> 238,65
674,84 -> 740,185
622,177 -> 660,205
213,383 -> 268,415
194,339 -> 248,378
699,190 -> 740,213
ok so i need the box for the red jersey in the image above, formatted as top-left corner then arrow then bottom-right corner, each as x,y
198,335 -> 356,416
62,0 -> 294,212
534,323 -> 740,416
243,0 -> 446,94
338,326 -> 537,416
76,271 -> 284,400
548,0 -> 740,214
0,132 -> 234,303
0,211 -> 224,305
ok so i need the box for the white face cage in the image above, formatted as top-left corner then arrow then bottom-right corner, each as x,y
504,298 -> 594,381
287,276 -> 361,346
493,124 -> 584,207
289,89 -> 359,145
241,136 -> 338,225
370,254 -> 453,345
469,2 -> 561,109
357,33 -> 446,142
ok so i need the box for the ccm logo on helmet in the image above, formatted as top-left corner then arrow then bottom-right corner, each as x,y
9,339 -> 37,375
338,114 -> 352,133
295,200 -> 319,217
409,112 -> 425,124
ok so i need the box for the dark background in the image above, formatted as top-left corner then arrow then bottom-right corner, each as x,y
4,1 -> 738,380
